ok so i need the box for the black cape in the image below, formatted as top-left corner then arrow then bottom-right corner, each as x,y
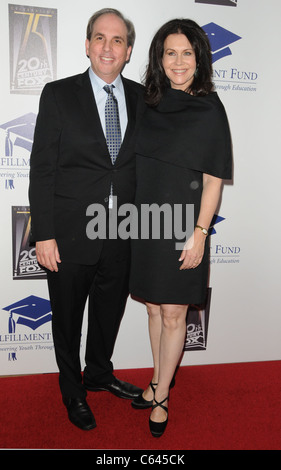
136,88 -> 232,180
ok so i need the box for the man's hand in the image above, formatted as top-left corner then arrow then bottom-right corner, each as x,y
36,239 -> 61,272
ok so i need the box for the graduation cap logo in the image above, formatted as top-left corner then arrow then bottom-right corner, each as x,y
209,214 -> 225,235
0,112 -> 36,156
202,22 -> 241,63
2,295 -> 52,333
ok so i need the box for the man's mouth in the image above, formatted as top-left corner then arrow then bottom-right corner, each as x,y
100,56 -> 114,62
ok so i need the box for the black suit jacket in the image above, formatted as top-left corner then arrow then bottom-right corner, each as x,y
29,69 -> 144,264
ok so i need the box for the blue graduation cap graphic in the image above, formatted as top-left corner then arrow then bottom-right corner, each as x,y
209,214 -> 225,235
0,112 -> 36,155
3,295 -> 52,332
202,22 -> 241,63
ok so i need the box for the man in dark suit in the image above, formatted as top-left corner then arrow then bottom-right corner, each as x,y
29,8 -> 144,430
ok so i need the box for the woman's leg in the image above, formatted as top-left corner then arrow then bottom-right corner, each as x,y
150,303 -> 188,423
141,302 -> 161,401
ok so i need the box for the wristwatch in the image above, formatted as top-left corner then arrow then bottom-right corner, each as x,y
195,225 -> 208,236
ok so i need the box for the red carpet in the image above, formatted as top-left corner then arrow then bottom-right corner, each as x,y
1,361 -> 281,451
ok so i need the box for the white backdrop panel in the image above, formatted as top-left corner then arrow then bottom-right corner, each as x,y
0,0 -> 280,375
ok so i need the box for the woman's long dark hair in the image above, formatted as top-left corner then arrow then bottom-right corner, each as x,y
144,19 -> 214,106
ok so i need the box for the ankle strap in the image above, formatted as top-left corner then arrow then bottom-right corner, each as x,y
149,382 -> 158,393
152,396 -> 169,413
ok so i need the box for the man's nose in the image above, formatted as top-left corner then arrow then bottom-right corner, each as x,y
102,39 -> 112,51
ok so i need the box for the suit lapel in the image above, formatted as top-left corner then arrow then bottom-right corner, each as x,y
118,76 -> 137,160
74,70 -> 109,155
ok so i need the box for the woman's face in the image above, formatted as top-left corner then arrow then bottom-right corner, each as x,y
162,33 -> 197,91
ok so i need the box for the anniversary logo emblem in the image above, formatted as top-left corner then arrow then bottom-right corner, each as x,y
9,4 -> 57,95
12,206 -> 46,280
184,288 -> 211,352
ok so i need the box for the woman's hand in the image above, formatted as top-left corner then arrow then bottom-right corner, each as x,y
178,230 -> 206,270
178,173 -> 222,270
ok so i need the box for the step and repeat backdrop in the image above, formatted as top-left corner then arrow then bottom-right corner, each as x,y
1,0 -> 280,375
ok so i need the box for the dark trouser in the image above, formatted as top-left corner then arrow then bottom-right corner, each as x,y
47,237 -> 130,398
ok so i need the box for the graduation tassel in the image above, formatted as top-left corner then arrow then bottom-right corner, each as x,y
8,312 -> 16,333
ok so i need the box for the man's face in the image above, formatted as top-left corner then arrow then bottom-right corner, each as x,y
85,13 -> 132,83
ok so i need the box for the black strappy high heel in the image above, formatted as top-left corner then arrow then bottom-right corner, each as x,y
131,382 -> 157,409
149,395 -> 169,437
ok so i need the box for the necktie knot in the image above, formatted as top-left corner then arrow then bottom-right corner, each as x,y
104,84 -> 114,95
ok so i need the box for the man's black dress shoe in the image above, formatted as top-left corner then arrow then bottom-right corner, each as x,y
84,376 -> 143,399
131,381 -> 157,409
63,397 -> 96,430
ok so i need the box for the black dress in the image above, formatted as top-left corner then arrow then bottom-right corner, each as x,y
130,88 -> 232,305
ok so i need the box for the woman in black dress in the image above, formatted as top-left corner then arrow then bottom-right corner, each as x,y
130,19 -> 232,437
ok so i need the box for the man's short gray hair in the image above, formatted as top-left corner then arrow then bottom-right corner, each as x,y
86,8 -> 135,48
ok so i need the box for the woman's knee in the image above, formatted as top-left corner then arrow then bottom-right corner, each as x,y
160,304 -> 188,329
146,302 -> 161,317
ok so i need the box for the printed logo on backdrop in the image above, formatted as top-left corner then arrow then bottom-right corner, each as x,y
210,214 -> 241,264
195,0 -> 237,6
184,288 -> 211,351
201,22 -> 258,93
12,206 -> 46,280
1,295 -> 53,361
9,4 -> 57,95
0,113 -> 35,190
